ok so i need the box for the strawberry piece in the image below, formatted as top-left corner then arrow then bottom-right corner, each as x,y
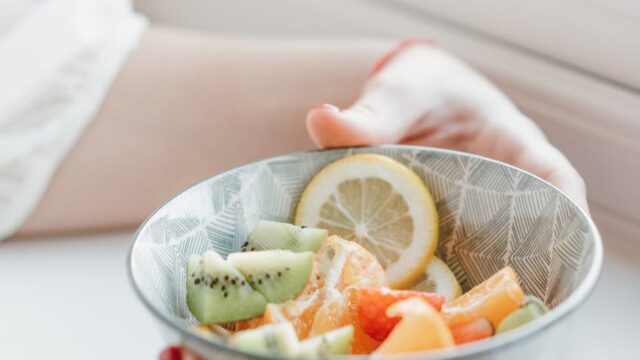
450,318 -> 494,344
356,288 -> 445,341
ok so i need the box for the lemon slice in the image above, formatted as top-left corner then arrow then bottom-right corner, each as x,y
295,154 -> 438,289
409,257 -> 462,301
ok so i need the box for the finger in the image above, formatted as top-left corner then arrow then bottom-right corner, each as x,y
305,84 -> 423,148
306,44 -> 442,149
305,103 -> 383,148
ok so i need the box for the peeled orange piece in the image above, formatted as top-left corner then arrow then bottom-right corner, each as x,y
240,236 -> 387,354
375,297 -> 454,355
442,266 -> 525,328
295,154 -> 438,289
309,288 -> 382,355
450,318 -> 493,345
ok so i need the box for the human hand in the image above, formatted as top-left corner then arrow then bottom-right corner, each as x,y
306,40 -> 588,212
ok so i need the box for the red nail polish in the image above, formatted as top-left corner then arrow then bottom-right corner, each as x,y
370,38 -> 435,77
160,346 -> 182,360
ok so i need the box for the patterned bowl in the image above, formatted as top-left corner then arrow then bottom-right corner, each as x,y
128,145 -> 602,360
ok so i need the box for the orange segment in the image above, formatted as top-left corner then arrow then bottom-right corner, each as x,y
450,318 -> 493,345
309,236 -> 387,354
442,266 -> 525,328
375,297 -> 454,355
238,236 -> 387,354
309,288 -> 381,354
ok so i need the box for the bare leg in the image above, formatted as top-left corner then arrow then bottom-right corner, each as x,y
18,27 -> 388,235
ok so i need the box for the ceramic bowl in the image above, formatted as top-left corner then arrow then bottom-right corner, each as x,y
128,145 -> 602,360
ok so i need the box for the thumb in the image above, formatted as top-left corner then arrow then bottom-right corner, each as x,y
305,84 -> 421,148
306,44 -> 437,149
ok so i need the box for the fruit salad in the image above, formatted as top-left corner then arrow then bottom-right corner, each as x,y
181,154 -> 550,358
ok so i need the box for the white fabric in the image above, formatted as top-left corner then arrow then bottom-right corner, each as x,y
0,0 -> 148,239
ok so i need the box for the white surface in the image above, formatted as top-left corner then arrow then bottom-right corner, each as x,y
0,232 -> 163,359
0,208 -> 638,359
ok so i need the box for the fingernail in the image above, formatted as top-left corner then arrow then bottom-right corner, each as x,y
160,346 -> 182,360
312,103 -> 340,112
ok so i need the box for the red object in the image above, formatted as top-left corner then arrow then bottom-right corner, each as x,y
160,346 -> 182,360
450,318 -> 494,345
369,38 -> 434,77
356,287 -> 445,341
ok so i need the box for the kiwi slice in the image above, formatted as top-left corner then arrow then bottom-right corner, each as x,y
229,322 -> 298,356
228,250 -> 313,303
187,251 -> 267,324
242,220 -> 327,253
496,296 -> 549,334
297,325 -> 354,358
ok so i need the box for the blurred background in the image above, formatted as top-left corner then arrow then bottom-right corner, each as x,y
135,0 -> 640,231
1,1 -> 638,359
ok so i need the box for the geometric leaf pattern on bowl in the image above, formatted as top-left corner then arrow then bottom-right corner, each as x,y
129,145 -> 600,360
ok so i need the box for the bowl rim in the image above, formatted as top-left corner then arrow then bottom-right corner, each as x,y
127,145 -> 603,360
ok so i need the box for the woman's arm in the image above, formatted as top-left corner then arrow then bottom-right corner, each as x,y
18,28 -> 587,237
17,27 -> 389,235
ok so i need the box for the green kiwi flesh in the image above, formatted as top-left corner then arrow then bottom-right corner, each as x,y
242,220 -> 327,253
496,296 -> 549,334
229,322 -> 298,356
297,325 -> 354,358
228,250 -> 313,304
187,251 -> 267,324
